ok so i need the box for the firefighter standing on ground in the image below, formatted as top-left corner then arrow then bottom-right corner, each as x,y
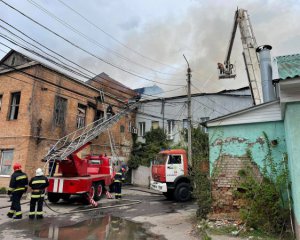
114,168 -> 125,199
7,163 -> 28,219
29,168 -> 49,219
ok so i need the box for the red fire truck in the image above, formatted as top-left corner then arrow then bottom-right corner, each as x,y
150,149 -> 192,202
47,142 -> 115,203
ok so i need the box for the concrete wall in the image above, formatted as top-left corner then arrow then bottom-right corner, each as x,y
131,166 -> 150,187
284,102 -> 300,238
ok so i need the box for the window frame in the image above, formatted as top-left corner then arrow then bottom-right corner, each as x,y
0,149 -> 14,176
182,119 -> 188,129
76,103 -> 87,129
8,91 -> 21,120
151,121 -> 159,130
53,96 -> 68,127
167,120 -> 175,135
168,155 -> 182,165
138,122 -> 146,137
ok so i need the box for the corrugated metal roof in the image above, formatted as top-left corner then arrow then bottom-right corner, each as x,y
276,54 -> 300,80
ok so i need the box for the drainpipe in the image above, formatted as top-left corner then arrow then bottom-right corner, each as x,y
256,45 -> 276,102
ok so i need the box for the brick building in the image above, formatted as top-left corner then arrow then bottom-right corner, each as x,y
0,50 -> 136,187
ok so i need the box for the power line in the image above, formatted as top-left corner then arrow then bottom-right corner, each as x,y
0,0 -> 184,87
27,0 -> 181,78
0,20 -> 160,99
56,0 -> 183,72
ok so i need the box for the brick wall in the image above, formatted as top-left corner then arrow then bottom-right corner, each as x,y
211,154 -> 262,214
0,52 -> 136,187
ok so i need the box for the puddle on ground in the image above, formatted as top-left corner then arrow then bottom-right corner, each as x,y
33,215 -> 164,240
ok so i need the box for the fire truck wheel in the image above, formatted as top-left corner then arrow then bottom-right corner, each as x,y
48,193 -> 61,203
174,183 -> 191,202
163,191 -> 174,200
61,194 -> 71,201
94,182 -> 103,201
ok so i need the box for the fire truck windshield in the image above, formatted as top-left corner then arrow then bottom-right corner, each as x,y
153,154 -> 168,165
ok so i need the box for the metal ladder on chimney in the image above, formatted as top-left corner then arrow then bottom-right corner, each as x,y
43,102 -> 139,164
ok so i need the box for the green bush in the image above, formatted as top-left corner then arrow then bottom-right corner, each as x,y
235,132 -> 290,234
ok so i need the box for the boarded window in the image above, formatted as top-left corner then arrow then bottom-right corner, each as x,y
139,122 -> 145,137
8,92 -> 21,120
151,121 -> 159,129
0,150 -> 14,175
53,96 -> 67,127
77,104 -> 87,128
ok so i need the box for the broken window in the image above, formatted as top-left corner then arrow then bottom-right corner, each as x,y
0,94 -> 2,111
151,121 -> 159,129
138,122 -> 145,137
94,110 -> 104,123
8,92 -> 21,120
53,96 -> 67,127
77,103 -> 87,129
0,149 -> 14,175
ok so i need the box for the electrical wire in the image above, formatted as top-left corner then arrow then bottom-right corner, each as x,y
56,0 -> 182,72
27,0 -> 181,78
0,20 -> 185,99
0,0 -> 184,87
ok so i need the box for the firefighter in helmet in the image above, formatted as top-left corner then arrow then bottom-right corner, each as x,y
29,168 -> 49,219
7,163 -> 28,219
114,168 -> 126,199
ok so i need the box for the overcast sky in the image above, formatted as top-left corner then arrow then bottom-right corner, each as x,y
0,0 -> 299,97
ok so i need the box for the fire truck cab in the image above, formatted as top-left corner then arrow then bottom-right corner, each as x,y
150,149 -> 192,202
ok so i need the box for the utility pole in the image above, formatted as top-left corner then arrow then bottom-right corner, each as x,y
161,98 -> 165,132
183,54 -> 192,166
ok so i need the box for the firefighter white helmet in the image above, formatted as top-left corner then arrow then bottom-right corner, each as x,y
36,168 -> 44,176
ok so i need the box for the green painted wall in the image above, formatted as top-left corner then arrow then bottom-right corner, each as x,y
284,103 -> 300,225
208,121 -> 287,173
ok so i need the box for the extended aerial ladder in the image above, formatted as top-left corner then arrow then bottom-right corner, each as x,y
44,102 -> 139,164
218,8 -> 262,105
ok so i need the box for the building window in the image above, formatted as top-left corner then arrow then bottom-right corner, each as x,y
120,125 -> 125,133
53,96 -> 67,127
167,120 -> 175,135
139,122 -> 145,137
95,110 -> 104,122
0,94 -> 2,111
77,104 -> 87,128
0,150 -> 14,175
182,119 -> 188,129
8,92 -> 21,120
151,121 -> 159,130
200,117 -> 210,133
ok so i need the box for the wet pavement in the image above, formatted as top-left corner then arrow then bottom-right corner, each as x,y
0,187 -> 198,240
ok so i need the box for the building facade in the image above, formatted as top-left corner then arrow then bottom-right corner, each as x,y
207,53 -> 300,239
0,50 -> 136,187
135,87 -> 253,145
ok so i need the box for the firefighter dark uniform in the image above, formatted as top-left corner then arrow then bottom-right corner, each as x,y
114,168 -> 125,199
29,168 -> 49,219
7,163 -> 28,219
